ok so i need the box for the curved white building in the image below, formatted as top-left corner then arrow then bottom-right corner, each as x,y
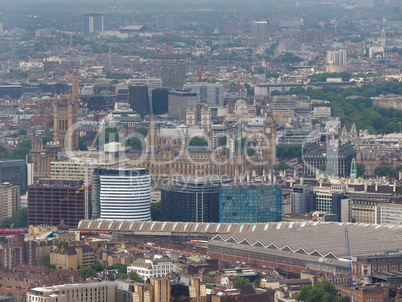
92,169 -> 151,220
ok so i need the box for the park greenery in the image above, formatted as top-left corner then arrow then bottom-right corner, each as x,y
79,267 -> 98,280
0,140 -> 32,160
296,280 -> 350,302
0,208 -> 28,228
374,165 -> 402,178
189,136 -> 208,147
235,138 -> 255,156
277,162 -> 291,170
130,128 -> 149,150
288,81 -> 402,134
276,144 -> 302,160
233,277 -> 252,288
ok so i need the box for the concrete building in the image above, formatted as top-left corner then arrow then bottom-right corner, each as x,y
130,78 -> 162,92
313,106 -> 332,120
161,176 -> 233,223
150,54 -> 186,90
219,185 -> 282,223
27,179 -> 86,228
168,90 -> 197,120
0,183 -> 20,224
314,188 -> 350,222
28,282 -> 115,302
92,169 -> 151,220
252,21 -> 268,45
84,13 -> 104,34
127,257 -> 175,280
184,83 -> 224,106
291,185 -> 314,215
326,50 -> 347,66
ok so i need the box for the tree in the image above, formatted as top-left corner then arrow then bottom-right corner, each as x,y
233,277 -> 252,288
235,138 -> 255,156
100,128 -> 119,145
79,137 -> 88,151
129,271 -> 144,283
189,136 -> 208,147
374,165 -> 396,178
11,140 -> 31,159
356,163 -> 365,177
0,218 -> 14,228
79,267 -> 97,280
39,254 -> 50,267
42,136 -> 53,147
277,144 -> 302,160
277,162 -> 291,170
296,280 -> 349,302
18,129 -> 27,136
151,202 -> 161,221
0,143 -> 10,159
107,263 -> 127,274
13,208 -> 27,228
219,136 -> 227,147
91,262 -> 104,272
135,127 -> 148,137
118,273 -> 128,280
57,241 -> 69,249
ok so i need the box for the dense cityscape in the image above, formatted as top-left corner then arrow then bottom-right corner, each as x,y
0,0 -> 401,301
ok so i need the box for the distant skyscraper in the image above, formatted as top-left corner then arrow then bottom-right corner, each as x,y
128,85 -> 150,113
92,169 -> 151,220
152,88 -> 169,115
380,28 -> 386,48
0,160 -> 29,194
84,13 -> 104,34
168,90 -> 197,120
326,50 -> 347,65
184,83 -> 224,106
150,54 -> 186,90
252,21 -> 268,44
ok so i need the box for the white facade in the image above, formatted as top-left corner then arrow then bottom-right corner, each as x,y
127,258 -> 175,280
130,77 -> 162,92
326,50 -> 347,65
98,169 -> 151,220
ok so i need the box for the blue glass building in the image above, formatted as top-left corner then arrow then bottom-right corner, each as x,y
219,185 -> 282,223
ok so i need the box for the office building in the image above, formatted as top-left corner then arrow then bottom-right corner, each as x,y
84,13 -> 104,34
168,90 -> 197,120
303,141 -> 356,177
128,85 -> 150,113
161,176 -> 233,223
155,14 -> 178,29
53,69 -> 79,150
127,257 -> 175,280
28,282 -> 115,302
252,21 -> 268,44
291,185 -> 314,215
92,169 -> 151,220
0,233 -> 36,268
27,179 -> 86,228
314,188 -> 350,222
184,83 -> 224,106
0,160 -> 29,194
152,88 -> 169,115
31,142 -> 62,179
326,50 -> 347,66
150,54 -> 186,90
130,78 -> 162,92
0,183 -> 20,224
219,185 -> 282,223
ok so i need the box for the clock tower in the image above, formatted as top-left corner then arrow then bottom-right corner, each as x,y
262,105 -> 276,177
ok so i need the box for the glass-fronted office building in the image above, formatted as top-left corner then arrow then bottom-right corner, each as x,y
219,185 -> 282,223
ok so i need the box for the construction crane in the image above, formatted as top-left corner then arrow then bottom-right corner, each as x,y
166,35 -> 172,54
154,38 -> 158,54
345,228 -> 355,302
197,52 -> 206,82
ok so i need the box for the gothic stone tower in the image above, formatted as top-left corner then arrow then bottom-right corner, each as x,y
53,69 -> 79,150
262,105 -> 276,176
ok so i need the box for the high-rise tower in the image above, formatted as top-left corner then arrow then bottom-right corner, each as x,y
53,70 -> 79,150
